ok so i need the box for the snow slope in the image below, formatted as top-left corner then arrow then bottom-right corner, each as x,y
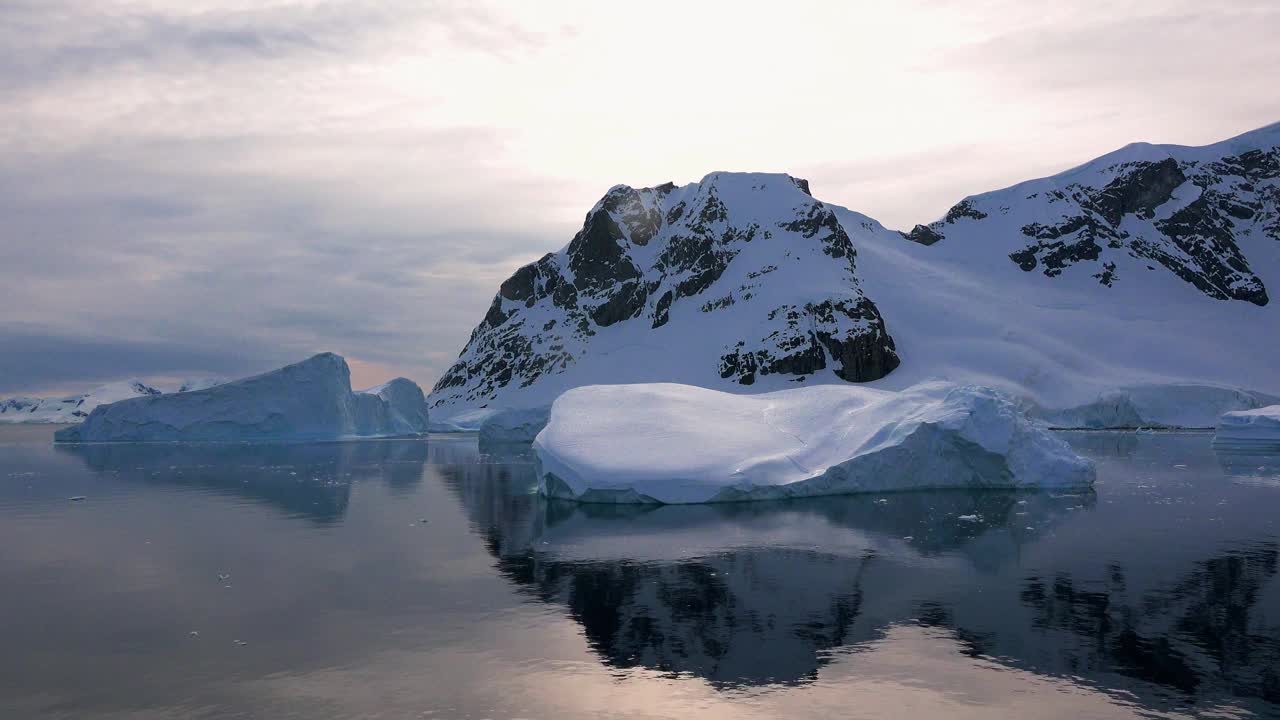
429,123 -> 1280,429
0,380 -> 161,424
848,121 -> 1280,426
173,377 -> 228,393
533,382 -> 1095,504
1213,405 -> 1280,449
55,353 -> 429,442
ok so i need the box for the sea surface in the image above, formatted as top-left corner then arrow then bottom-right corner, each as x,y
1,424 -> 1278,719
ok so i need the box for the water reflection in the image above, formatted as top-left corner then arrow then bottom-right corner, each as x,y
1018,543 -> 1280,704
1216,448 -> 1280,488
436,436 -> 1280,714
56,439 -> 429,523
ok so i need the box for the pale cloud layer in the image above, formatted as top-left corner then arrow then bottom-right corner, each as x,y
3,0 -> 1278,394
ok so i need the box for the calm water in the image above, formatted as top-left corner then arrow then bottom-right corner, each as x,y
1,426 -> 1278,719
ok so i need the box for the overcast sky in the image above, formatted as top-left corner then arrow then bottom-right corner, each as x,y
3,0 -> 1278,395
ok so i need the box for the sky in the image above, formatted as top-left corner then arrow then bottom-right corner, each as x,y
2,0 -> 1279,396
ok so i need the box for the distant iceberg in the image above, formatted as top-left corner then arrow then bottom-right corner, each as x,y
1213,405 -> 1280,450
359,378 -> 431,435
55,353 -> 429,443
533,382 -> 1096,504
479,406 -> 551,445
1034,384 -> 1279,429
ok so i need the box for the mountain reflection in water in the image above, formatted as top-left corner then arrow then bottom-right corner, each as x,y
0,428 -> 1273,718
444,432 -> 1280,712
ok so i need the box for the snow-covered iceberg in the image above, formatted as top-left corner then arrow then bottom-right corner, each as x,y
0,380 -> 162,424
533,381 -> 1095,504
479,406 -> 551,445
55,353 -> 430,443
1213,405 -> 1280,450
1032,384 -> 1279,429
359,378 -> 431,435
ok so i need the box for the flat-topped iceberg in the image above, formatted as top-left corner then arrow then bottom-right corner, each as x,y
533,381 -> 1095,504
55,353 -> 430,443
1213,405 -> 1280,450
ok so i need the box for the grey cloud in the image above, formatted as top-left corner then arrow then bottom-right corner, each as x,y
0,129 -> 575,395
0,325 -> 291,395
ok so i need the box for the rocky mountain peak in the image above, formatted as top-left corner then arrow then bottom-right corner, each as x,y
904,126 -> 1280,306
430,172 -> 899,410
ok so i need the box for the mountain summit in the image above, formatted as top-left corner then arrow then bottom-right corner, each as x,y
430,172 -> 901,410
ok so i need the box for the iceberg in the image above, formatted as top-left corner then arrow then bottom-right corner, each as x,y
1213,405 -> 1280,450
1033,384 -> 1279,429
55,353 -> 429,443
478,406 -> 551,445
532,381 -> 1095,504
359,378 -> 431,435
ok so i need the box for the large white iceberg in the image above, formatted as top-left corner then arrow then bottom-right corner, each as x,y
55,353 -> 430,443
1213,405 -> 1280,449
533,381 -> 1096,504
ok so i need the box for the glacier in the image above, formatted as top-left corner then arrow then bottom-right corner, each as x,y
1213,405 -> 1280,450
54,353 -> 429,443
532,382 -> 1095,504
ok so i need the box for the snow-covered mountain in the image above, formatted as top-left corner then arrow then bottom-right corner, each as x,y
851,121 -> 1280,423
430,122 -> 1280,428
431,173 -> 899,412
0,380 -> 162,424
0,376 -> 227,425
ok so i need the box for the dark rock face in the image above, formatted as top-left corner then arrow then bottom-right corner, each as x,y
430,174 -> 900,409
999,152 -> 1277,305
718,298 -> 899,385
902,224 -> 944,246
898,134 -> 1278,307
900,198 -> 989,246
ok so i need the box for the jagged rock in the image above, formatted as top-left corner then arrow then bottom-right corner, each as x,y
429,172 -> 899,422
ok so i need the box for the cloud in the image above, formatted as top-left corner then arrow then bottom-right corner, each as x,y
1,0 -> 1277,396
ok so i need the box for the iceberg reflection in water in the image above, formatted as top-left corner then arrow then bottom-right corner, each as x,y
0,428 -> 1276,718
450,432 -> 1280,711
